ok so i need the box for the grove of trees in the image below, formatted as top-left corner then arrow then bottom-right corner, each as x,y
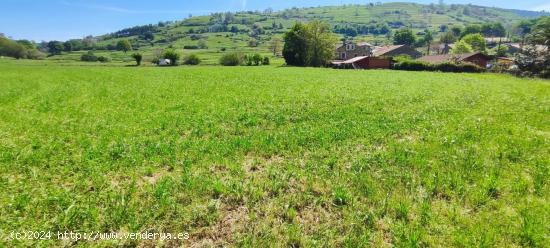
283,21 -> 337,67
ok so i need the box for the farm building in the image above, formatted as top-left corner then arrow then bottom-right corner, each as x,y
335,41 -> 374,60
417,53 -> 491,68
372,45 -> 422,58
332,56 -> 391,69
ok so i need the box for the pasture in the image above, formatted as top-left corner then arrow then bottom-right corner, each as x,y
0,60 -> 548,247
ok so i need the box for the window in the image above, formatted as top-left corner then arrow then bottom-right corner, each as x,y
346,44 -> 355,51
341,53 -> 347,59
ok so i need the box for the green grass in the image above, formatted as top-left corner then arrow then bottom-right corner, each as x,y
0,59 -> 549,247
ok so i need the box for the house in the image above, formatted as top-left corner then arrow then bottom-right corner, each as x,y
417,53 -> 491,68
332,56 -> 391,69
335,42 -> 374,60
372,45 -> 422,58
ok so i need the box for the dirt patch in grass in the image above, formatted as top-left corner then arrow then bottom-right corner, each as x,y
189,203 -> 249,247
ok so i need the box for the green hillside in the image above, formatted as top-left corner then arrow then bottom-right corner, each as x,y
49,2 -> 547,64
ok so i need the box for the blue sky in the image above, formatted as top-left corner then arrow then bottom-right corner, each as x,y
1,0 -> 548,41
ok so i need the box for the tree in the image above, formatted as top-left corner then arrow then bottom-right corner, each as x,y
440,31 -> 456,44
393,28 -> 416,46
450,26 -> 462,37
47,41 -> 64,55
305,21 -> 338,67
452,40 -> 473,54
162,49 -> 180,66
530,16 -> 550,47
283,22 -> 309,66
462,24 -> 481,37
63,41 -> 73,52
131,53 -> 143,66
461,33 -> 486,52
116,39 -> 132,53
423,30 -> 434,54
269,37 -> 282,56
282,21 -> 337,67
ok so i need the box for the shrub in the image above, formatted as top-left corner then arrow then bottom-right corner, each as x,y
131,53 -> 143,66
434,62 -> 485,73
262,56 -> 270,65
219,53 -> 242,66
393,60 -> 434,71
393,60 -> 485,73
97,56 -> 111,63
162,49 -> 180,66
80,51 -> 98,62
183,54 -> 201,65
183,45 -> 199,49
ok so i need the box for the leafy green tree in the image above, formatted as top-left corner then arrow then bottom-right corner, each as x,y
16,40 -> 35,50
131,53 -> 143,66
393,28 -> 416,46
116,39 -> 132,53
162,49 -> 180,65
530,16 -> 550,47
47,41 -> 64,55
283,23 -> 309,66
440,31 -> 457,45
461,33 -> 486,52
63,41 -> 73,52
269,37 -> 282,56
423,30 -> 434,54
452,40 -> 473,54
0,37 -> 27,59
305,20 -> 338,67
461,24 -> 481,37
450,26 -> 462,37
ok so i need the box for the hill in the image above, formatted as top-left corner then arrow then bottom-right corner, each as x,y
49,2 -> 548,64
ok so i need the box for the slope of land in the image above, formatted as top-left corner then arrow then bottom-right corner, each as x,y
1,59 -> 548,247
49,2 -> 548,64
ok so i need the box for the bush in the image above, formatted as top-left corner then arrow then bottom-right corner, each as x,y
183,54 -> 201,65
262,56 -> 270,65
183,45 -> 199,49
162,49 -> 180,66
131,53 -> 143,66
393,60 -> 434,71
80,51 -> 98,62
219,53 -> 242,66
393,60 -> 484,73
97,56 -> 111,63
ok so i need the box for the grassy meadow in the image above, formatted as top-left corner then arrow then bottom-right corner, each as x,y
0,59 -> 549,247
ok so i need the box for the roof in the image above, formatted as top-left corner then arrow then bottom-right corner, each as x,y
335,41 -> 374,49
340,56 -> 369,64
417,53 -> 489,64
372,45 -> 405,56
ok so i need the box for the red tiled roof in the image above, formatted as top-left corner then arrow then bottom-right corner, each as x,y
417,53 -> 486,64
372,45 -> 404,56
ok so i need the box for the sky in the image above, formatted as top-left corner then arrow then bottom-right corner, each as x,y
1,0 -> 548,41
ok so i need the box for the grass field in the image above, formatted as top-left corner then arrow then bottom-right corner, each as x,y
0,59 -> 549,247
